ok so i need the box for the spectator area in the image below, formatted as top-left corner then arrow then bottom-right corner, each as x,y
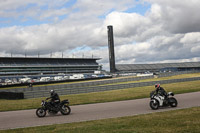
116,62 -> 200,73
0,57 -> 101,75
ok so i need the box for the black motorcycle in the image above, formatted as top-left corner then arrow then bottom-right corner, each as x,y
36,99 -> 71,117
149,91 -> 178,110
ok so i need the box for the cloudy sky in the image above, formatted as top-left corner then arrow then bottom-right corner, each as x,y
0,0 -> 200,70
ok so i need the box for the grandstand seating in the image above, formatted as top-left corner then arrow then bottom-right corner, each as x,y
0,57 -> 101,75
116,62 -> 200,73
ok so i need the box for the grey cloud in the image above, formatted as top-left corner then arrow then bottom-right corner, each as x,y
1,0 -> 200,71
145,0 -> 200,34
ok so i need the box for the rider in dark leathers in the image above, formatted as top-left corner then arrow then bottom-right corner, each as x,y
46,90 -> 60,108
155,84 -> 167,99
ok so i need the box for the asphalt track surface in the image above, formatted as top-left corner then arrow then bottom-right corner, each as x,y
0,91 -> 200,130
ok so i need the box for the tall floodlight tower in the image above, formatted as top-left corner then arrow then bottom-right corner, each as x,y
107,25 -> 116,73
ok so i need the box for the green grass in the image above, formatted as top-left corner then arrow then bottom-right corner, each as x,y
1,106 -> 200,133
1,80 -> 200,112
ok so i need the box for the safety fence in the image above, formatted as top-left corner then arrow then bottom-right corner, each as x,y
0,75 -> 154,93
1,71 -> 200,99
18,77 -> 200,98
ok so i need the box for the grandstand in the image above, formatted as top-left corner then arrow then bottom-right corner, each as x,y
0,57 -> 101,76
115,62 -> 200,73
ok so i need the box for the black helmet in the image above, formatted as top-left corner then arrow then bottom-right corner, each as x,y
155,84 -> 160,89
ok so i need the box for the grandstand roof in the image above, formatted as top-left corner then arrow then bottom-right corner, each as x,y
116,62 -> 200,72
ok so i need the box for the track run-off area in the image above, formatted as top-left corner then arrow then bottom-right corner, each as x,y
0,91 -> 200,130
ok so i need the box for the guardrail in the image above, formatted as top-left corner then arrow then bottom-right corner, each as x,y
0,75 -> 154,93
1,71 -> 200,99
24,77 -> 200,98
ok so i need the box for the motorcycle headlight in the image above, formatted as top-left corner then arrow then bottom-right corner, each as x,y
41,101 -> 45,106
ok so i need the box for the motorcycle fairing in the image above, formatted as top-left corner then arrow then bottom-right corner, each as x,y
154,95 -> 165,106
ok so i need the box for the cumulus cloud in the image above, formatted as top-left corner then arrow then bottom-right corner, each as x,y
0,0 -> 137,56
101,1 -> 200,66
0,0 -> 200,71
180,32 -> 200,44
145,0 -> 200,33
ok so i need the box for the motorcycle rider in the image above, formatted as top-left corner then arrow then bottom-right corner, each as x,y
46,90 -> 60,108
155,84 -> 168,99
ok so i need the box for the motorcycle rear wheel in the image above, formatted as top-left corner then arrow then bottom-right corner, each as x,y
36,108 -> 46,117
150,100 -> 159,110
60,105 -> 71,115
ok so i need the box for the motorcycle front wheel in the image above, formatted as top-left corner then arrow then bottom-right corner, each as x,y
60,105 -> 71,115
169,97 -> 178,107
36,108 -> 46,117
150,100 -> 159,110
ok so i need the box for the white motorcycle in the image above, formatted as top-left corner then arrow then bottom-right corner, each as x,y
149,91 -> 178,110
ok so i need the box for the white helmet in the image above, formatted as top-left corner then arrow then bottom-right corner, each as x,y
50,90 -> 54,94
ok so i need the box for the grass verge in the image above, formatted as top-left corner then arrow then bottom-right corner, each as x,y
1,106 -> 200,133
1,80 -> 200,112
